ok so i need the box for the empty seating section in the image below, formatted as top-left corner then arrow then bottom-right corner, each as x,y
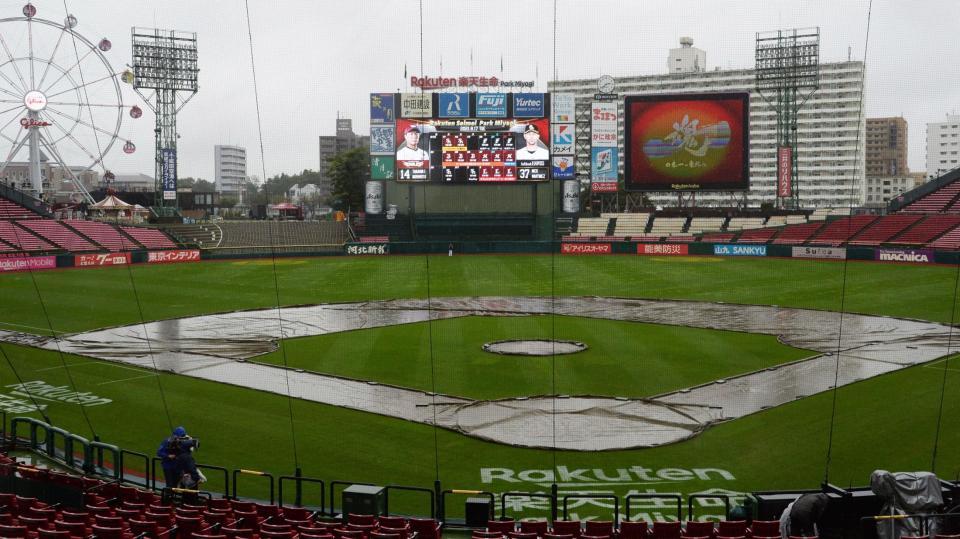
929,226 -> 960,250
610,213 -> 650,237
17,220 -> 96,251
849,214 -> 923,245
902,181 -> 960,213
686,217 -> 725,235
573,217 -> 610,237
726,217 -> 765,231
771,222 -> 825,245
764,216 -> 787,227
808,215 -> 877,246
700,233 -> 736,242
0,199 -> 39,219
736,227 -> 779,243
65,220 -> 141,251
892,215 -> 960,245
163,224 -> 219,247
120,227 -> 178,249
648,217 -> 686,237
216,222 -> 349,248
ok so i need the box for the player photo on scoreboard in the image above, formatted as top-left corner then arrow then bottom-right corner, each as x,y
395,121 -> 437,181
510,120 -> 551,180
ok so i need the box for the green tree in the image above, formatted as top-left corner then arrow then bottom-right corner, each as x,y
327,147 -> 369,211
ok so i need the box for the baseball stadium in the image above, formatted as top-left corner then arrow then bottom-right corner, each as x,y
0,1 -> 958,539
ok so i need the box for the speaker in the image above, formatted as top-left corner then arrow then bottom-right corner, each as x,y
465,497 -> 492,528
341,484 -> 386,518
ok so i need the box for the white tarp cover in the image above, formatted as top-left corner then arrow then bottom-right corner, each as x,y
1,297 -> 955,450
870,470 -> 944,539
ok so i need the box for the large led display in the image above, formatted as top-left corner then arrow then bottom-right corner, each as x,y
624,93 -> 749,191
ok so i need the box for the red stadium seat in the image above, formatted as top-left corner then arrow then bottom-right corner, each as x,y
715,521 -> 746,538
543,534 -> 572,539
53,520 -> 88,538
408,518 -> 442,539
488,521 -> 517,535
37,529 -> 71,539
90,525 -> 125,539
519,521 -> 549,537
221,527 -> 255,539
473,531 -> 504,539
379,526 -> 410,539
749,521 -> 780,537
0,524 -> 30,537
377,517 -> 407,530
346,515 -> 376,526
652,521 -> 681,539
618,520 -> 648,539
583,522 -> 613,537
508,532 -> 538,539
552,521 -> 581,538
369,532 -> 400,539
683,521 -> 714,537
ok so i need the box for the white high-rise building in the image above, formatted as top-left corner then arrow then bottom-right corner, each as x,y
214,145 -> 247,202
926,115 -> 960,179
668,37 -> 706,74
549,49 -> 866,208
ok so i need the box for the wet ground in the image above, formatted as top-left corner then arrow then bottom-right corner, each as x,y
0,296 -> 953,450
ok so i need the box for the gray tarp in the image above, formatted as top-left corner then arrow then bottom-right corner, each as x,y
870,470 -> 944,539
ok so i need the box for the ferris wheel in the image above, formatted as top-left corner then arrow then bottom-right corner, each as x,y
0,3 -> 139,203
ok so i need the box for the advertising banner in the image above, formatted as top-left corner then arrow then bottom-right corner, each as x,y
638,244 -> 689,256
400,93 -> 432,118
713,244 -> 767,257
551,123 -> 575,155
0,255 -> 56,272
591,181 -> 618,193
875,248 -> 934,264
75,253 -> 131,267
369,126 -> 395,154
438,93 -> 470,118
371,156 -> 395,180
778,146 -> 792,198
591,102 -> 618,147
792,246 -> 846,260
552,156 -> 575,179
624,93 -> 750,191
561,243 -> 611,254
365,181 -> 384,214
592,147 -> 618,181
147,250 -> 201,264
345,243 -> 390,255
476,93 -> 508,117
561,180 -> 579,213
370,93 -> 395,123
552,93 -> 575,123
512,93 -> 545,117
161,148 -> 177,200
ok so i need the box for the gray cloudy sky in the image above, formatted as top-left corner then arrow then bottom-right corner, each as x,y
2,0 -> 957,180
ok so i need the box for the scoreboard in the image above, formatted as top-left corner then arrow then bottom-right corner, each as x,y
372,92 -> 551,184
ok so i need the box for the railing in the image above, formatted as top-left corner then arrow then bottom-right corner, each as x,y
279,474 -> 324,510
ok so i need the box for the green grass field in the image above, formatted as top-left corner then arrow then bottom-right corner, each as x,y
1,254 -> 959,519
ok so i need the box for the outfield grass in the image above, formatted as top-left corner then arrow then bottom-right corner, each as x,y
1,254 -> 959,517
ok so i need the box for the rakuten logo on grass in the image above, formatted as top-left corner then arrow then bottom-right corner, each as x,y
481,466 -> 734,486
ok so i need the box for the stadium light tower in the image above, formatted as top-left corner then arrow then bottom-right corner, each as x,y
130,27 -> 199,210
755,28 -> 819,209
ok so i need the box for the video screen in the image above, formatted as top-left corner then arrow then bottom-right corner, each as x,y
624,93 -> 749,191
387,93 -> 551,183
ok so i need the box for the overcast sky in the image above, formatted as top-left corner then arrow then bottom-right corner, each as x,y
1,0 -> 957,181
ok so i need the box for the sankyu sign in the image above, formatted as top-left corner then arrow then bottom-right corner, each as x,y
147,250 -> 201,264
75,253 -> 131,267
713,244 -> 767,257
638,244 -> 688,256
561,243 -> 611,254
792,246 -> 846,260
876,248 -> 934,264
346,243 -> 389,255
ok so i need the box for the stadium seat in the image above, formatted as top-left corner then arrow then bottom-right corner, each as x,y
543,534 -> 572,539
519,521 -> 549,537
191,534 -> 228,539
578,534 -> 610,539
378,526 -> 410,539
299,533 -> 334,539
935,536 -> 960,539
333,528 -> 364,539
257,504 -> 283,520
583,521 -> 613,537
508,532 -> 538,539
346,515 -> 376,526
749,520 -> 780,537
488,520 -> 517,535
473,531 -> 504,539
230,502 -> 256,514
53,520 -> 88,537
618,520 -> 648,539
129,519 -> 163,538
377,517 -> 407,530
281,507 -> 314,522
17,515 -> 48,532
259,530 -> 296,539
683,521 -> 714,537
715,521 -> 746,537
552,521 -> 580,538
221,526 -> 255,539
261,523 -> 293,533
89,525 -> 124,539
652,521 -> 681,539
27,507 -> 57,522
714,536 -> 745,539
37,529 -> 71,539
94,515 -> 126,529
408,518 -> 442,539
369,532 -> 400,539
